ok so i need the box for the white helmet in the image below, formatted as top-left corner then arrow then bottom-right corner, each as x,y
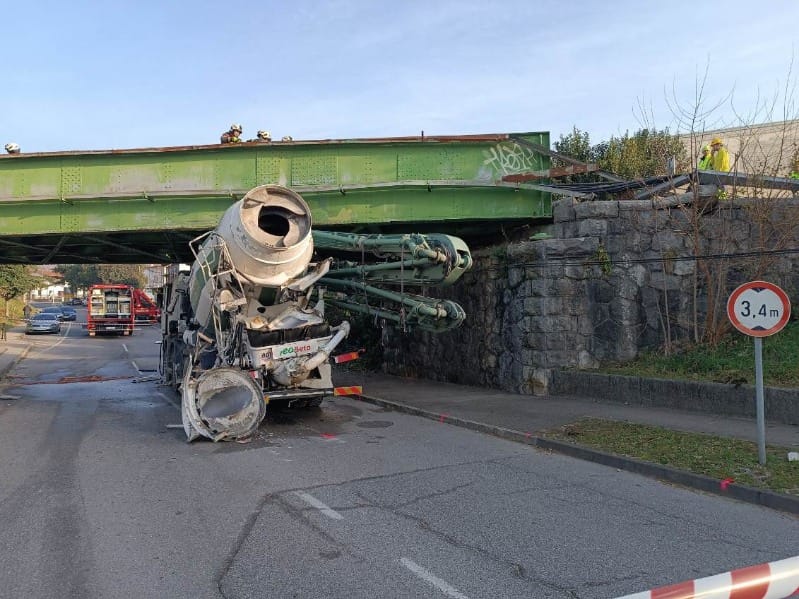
4,142 -> 20,153
257,130 -> 271,140
230,123 -> 242,133
281,135 -> 293,142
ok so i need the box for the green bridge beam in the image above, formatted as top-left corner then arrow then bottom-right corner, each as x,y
0,133 -> 552,264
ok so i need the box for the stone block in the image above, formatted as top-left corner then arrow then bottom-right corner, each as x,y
649,272 -> 682,291
673,258 -> 696,276
507,241 -> 544,261
651,230 -> 686,251
604,234 -> 626,254
540,237 -> 598,259
552,198 -> 577,223
548,222 -> 579,239
616,277 -> 640,301
529,368 -> 552,396
523,297 -> 542,316
578,219 -> 609,237
545,350 -> 578,369
574,200 -> 619,220
525,332 -> 546,350
577,350 -> 598,369
618,199 -> 656,213
587,279 -> 615,303
529,279 -> 551,297
508,266 -> 524,288
577,316 -> 594,336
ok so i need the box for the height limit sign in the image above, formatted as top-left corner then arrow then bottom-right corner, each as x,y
727,281 -> 791,337
727,280 -> 791,465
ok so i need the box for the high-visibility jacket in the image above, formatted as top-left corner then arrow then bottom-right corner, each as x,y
697,154 -> 712,170
711,146 -> 730,172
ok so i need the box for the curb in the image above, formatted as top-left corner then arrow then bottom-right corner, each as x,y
355,393 -> 799,516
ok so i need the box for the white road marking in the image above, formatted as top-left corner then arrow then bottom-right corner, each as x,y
399,558 -> 470,599
294,491 -> 343,520
131,361 -> 141,374
27,326 -> 71,356
122,343 -> 129,353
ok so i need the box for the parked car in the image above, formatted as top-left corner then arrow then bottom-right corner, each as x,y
66,298 -> 84,305
41,306 -> 67,321
26,313 -> 62,334
59,306 -> 77,321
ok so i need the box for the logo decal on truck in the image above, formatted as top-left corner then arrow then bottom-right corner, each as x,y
256,337 -> 332,364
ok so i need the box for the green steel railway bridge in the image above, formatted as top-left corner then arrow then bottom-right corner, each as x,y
0,132 -> 588,265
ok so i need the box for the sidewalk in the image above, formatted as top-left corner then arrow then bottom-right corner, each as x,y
336,370 -> 799,514
0,325 -> 30,383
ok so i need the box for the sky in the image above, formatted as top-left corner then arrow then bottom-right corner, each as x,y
2,0 -> 797,153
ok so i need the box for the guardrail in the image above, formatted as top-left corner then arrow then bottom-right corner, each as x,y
616,555 -> 799,599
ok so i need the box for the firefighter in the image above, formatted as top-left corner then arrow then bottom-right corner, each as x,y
710,137 -> 730,172
4,142 -> 20,154
697,145 -> 712,170
220,124 -> 243,144
247,130 -> 271,142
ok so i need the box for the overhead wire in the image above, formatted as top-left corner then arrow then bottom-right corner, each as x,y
464,246 -> 799,273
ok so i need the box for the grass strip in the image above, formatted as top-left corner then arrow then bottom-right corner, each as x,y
598,322 -> 799,388
543,418 -> 799,497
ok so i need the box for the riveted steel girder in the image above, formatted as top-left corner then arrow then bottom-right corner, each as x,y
0,133 -> 551,263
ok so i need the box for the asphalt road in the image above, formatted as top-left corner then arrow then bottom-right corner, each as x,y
0,315 -> 797,598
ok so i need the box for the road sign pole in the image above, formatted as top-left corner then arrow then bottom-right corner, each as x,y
754,337 -> 766,465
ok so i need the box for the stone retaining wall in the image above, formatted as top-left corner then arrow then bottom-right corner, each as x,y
382,194 -> 799,395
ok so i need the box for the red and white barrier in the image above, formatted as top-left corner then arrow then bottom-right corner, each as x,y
616,555 -> 799,599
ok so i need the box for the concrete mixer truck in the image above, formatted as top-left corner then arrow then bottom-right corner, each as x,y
160,184 -> 472,442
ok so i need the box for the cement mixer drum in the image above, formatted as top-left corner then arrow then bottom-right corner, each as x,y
214,184 -> 314,287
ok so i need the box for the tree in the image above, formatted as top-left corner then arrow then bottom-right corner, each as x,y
56,264 -> 99,296
595,128 -> 687,179
0,265 -> 40,317
554,126 -> 687,181
554,126 -> 593,163
97,264 -> 146,289
55,263 -> 148,291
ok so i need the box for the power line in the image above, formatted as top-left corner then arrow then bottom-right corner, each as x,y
467,246 -> 799,272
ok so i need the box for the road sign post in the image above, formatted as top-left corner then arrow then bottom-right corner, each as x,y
726,281 -> 791,465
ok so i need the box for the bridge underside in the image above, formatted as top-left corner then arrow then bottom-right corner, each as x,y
0,133 -> 552,264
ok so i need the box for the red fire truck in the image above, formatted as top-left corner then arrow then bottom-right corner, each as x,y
133,288 -> 161,322
86,284 -> 135,336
